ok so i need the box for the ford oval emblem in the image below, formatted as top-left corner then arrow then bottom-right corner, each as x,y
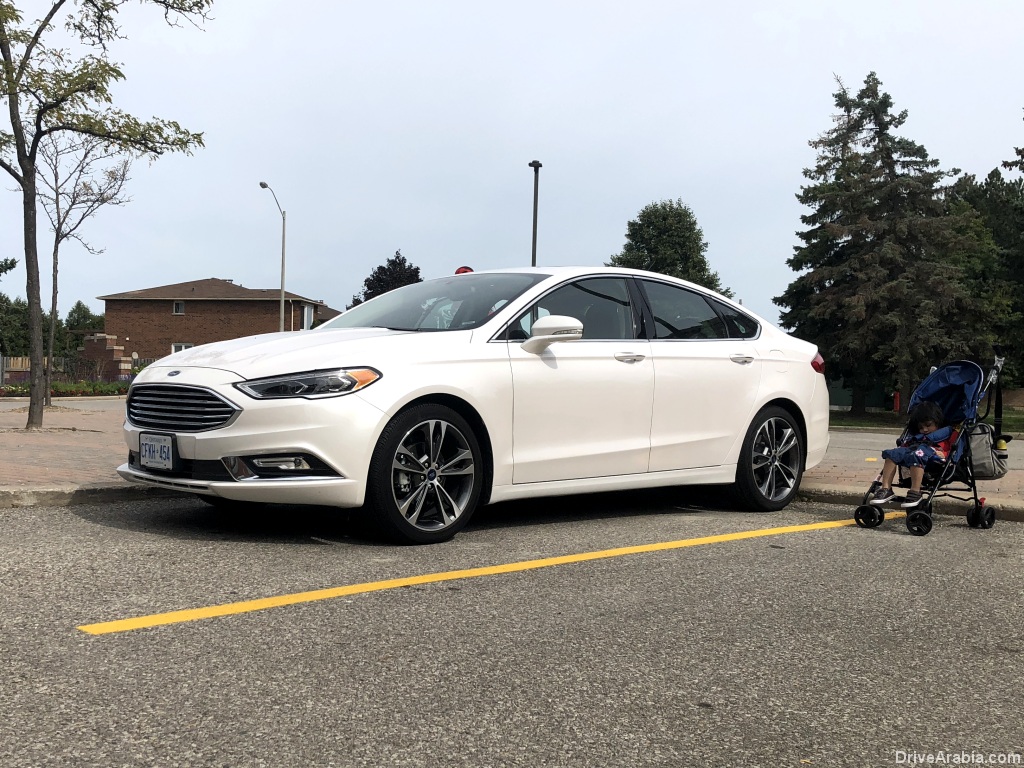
167,370 -> 181,377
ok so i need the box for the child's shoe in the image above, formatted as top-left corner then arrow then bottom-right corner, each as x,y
870,487 -> 896,505
901,490 -> 924,509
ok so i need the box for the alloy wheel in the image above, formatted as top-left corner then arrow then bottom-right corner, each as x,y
390,418 -> 476,532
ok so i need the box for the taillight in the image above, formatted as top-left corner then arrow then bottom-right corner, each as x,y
811,353 -> 825,374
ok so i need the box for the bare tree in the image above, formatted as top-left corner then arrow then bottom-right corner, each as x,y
37,133 -> 131,405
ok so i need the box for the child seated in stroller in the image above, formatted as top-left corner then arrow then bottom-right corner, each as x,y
870,400 -> 955,509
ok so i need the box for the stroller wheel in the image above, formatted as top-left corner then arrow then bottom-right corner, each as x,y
854,505 -> 883,529
967,504 -> 996,529
906,510 -> 933,536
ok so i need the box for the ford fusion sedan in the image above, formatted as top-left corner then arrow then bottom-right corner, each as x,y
118,267 -> 829,544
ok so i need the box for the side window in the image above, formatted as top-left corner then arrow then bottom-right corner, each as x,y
640,281 -> 727,340
506,277 -> 634,340
172,301 -> 185,315
171,342 -> 194,353
707,297 -> 760,339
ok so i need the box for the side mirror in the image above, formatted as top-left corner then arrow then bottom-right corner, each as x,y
520,314 -> 583,354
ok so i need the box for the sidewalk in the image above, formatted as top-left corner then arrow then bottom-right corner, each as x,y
1,398 -> 1021,520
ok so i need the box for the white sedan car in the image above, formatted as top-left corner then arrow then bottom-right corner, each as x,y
119,267 -> 829,544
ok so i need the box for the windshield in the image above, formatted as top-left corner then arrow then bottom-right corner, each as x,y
319,273 -> 549,332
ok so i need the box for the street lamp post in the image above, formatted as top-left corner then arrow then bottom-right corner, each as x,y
528,160 -> 542,267
259,181 -> 287,332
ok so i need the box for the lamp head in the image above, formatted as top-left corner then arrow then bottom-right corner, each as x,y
259,181 -> 269,189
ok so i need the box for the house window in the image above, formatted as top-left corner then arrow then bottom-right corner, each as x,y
172,301 -> 185,315
302,304 -> 314,330
171,343 -> 194,354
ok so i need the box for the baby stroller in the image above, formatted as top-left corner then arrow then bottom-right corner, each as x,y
854,351 -> 1010,536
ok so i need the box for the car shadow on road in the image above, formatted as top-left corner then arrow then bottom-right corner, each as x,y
70,485 -> 745,545
70,496 -> 390,546
467,485 -> 739,532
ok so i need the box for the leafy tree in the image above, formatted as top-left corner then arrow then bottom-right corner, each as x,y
607,198 -> 733,297
0,293 -> 29,356
776,73 -> 1004,413
0,255 -> 13,277
38,133 -> 131,404
349,250 -> 422,308
0,0 -> 209,429
65,299 -> 103,332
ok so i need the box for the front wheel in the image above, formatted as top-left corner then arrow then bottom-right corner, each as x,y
366,404 -> 484,544
733,406 -> 805,512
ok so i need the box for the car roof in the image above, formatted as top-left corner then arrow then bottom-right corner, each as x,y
457,266 -> 766,323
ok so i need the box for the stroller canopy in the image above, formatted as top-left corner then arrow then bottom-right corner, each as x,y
908,360 -> 986,425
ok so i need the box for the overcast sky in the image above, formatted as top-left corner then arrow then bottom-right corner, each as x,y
2,0 -> 1022,327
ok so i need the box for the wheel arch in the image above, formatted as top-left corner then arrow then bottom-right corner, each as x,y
390,393 -> 495,505
760,397 -> 808,469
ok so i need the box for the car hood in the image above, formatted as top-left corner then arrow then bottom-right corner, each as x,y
140,327 -> 463,379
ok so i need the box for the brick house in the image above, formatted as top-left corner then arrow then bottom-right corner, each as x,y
95,277 -> 342,363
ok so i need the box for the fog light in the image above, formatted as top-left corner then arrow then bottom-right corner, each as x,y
222,456 -> 258,481
252,457 -> 312,471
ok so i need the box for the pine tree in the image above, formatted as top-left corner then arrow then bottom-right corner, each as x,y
607,199 -> 732,297
776,73 -> 1001,412
950,169 -> 1024,385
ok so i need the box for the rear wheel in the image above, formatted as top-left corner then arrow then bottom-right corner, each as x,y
366,404 -> 484,544
734,406 -> 804,511
969,503 -> 996,530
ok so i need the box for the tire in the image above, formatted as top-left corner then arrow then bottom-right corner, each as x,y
366,404 -> 484,544
906,510 -> 933,536
854,505 -> 883,529
733,406 -> 805,512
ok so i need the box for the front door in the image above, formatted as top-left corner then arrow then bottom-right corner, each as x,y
505,277 -> 654,484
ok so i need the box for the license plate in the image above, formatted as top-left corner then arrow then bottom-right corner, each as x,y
140,433 -> 175,470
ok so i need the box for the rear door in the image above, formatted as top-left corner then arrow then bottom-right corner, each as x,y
636,279 -> 764,471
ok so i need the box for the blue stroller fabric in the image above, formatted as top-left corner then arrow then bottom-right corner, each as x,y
907,361 -> 986,462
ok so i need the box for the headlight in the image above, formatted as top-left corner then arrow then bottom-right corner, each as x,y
235,368 -> 381,399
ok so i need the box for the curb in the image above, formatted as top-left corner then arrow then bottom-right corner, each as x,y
0,484 -> 178,509
798,483 -> 1024,523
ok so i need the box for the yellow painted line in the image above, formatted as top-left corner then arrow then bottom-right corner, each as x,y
78,516 -> 895,636
865,457 -> 879,462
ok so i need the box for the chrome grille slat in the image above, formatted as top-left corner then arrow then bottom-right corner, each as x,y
127,385 -> 240,432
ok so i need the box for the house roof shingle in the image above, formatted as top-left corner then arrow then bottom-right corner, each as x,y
98,278 -> 329,306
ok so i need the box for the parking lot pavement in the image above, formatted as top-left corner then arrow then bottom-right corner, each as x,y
1,397 -> 1021,519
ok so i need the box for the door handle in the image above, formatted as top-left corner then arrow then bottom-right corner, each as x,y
730,355 -> 754,365
614,352 -> 646,364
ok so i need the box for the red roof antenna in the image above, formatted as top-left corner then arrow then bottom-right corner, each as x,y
454,266 -> 473,274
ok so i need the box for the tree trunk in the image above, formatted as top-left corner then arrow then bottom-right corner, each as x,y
850,386 -> 867,416
45,238 -> 59,408
22,175 -> 45,430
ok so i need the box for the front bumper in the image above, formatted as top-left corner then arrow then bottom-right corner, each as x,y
121,369 -> 389,508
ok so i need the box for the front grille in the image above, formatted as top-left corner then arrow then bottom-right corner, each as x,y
127,384 -> 240,432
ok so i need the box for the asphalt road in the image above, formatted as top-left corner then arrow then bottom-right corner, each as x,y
2,493 -> 1023,768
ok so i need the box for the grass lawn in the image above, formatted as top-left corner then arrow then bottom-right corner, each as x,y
829,408 -> 1024,437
